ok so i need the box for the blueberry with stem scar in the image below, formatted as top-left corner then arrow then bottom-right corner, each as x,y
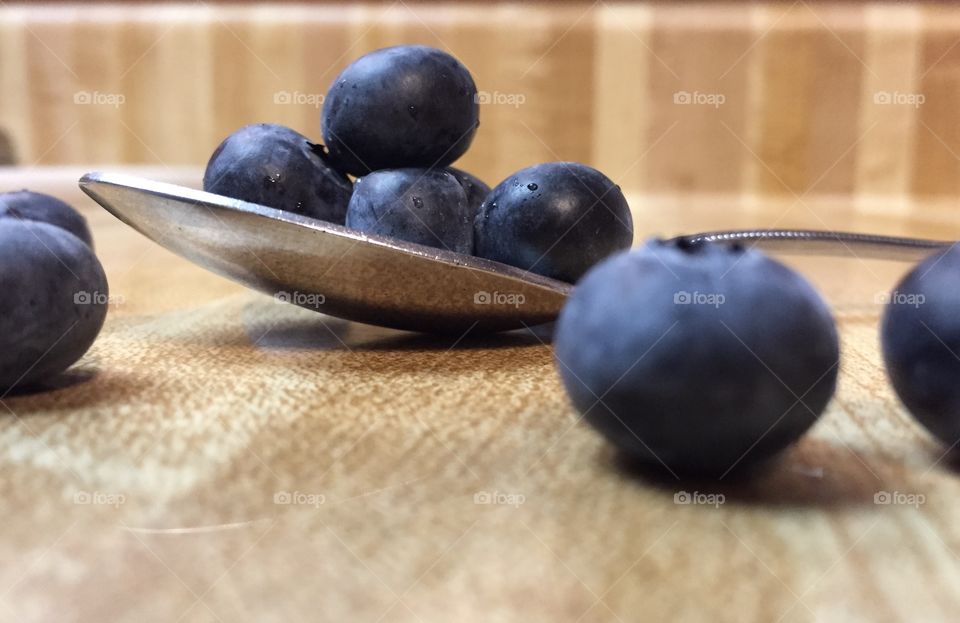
204,123 -> 352,224
554,238 -> 839,475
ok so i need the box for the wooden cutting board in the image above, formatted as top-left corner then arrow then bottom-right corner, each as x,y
0,166 -> 958,622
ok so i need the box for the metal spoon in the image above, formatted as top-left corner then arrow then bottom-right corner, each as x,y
79,171 -> 953,333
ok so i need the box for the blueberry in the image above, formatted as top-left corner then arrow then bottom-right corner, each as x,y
554,239 -> 839,475
322,45 -> 479,175
204,123 -> 352,224
881,246 -> 960,445
0,190 -> 93,247
474,162 -> 633,283
446,167 -> 490,217
346,168 -> 472,253
0,220 -> 108,391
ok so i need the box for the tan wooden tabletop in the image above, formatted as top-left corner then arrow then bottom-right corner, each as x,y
1,167 -> 959,623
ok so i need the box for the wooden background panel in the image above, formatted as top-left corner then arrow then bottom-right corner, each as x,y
0,2 -> 958,203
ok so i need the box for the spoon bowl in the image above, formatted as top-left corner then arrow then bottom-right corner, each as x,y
79,172 -> 953,334
79,172 -> 571,334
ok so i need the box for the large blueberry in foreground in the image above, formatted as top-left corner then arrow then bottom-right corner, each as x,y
322,45 -> 479,175
882,246 -> 960,445
447,167 -> 490,217
203,124 -> 352,224
0,190 -> 93,247
0,220 -> 108,391
346,168 -> 472,253
474,162 -> 633,283
555,239 -> 839,475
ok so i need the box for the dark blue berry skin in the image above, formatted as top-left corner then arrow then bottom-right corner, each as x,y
0,220 -> 108,391
322,46 -> 479,175
346,168 -> 472,254
882,246 -> 960,445
203,123 -> 352,224
474,162 -> 633,284
0,190 -> 93,247
447,167 -> 490,218
554,239 -> 839,475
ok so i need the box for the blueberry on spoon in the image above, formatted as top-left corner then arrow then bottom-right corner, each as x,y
204,123 -> 352,224
346,168 -> 472,254
474,162 -> 633,283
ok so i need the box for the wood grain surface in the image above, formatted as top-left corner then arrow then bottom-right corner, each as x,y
0,166 -> 959,622
2,2 -> 960,199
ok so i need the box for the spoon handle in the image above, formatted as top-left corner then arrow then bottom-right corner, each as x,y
671,229 -> 953,262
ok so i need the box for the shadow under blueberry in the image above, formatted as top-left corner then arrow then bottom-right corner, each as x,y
2,368 -> 152,416
349,327 -> 547,352
2,367 -> 99,398
603,436 -> 906,509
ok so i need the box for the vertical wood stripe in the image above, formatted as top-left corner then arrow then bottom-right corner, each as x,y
0,2 -> 957,206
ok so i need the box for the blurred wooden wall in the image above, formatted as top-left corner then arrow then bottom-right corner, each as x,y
0,2 -> 958,200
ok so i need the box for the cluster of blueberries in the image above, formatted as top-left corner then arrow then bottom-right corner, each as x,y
0,192 -> 108,390
2,44 -> 957,480
203,45 -> 634,284
202,44 -> 960,475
